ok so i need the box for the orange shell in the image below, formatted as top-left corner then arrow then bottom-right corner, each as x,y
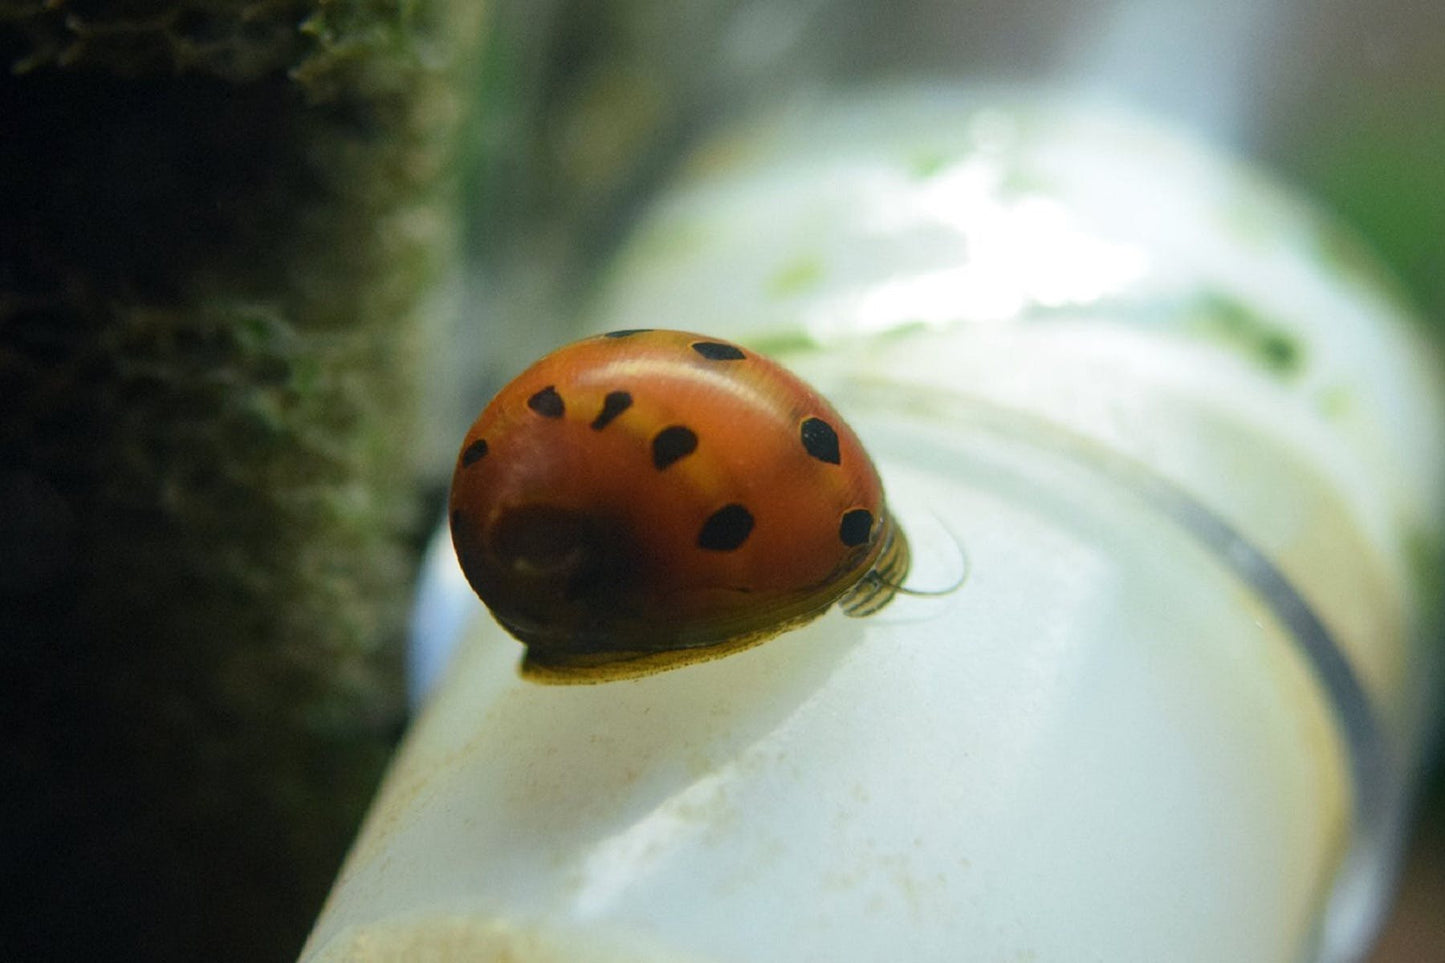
449,329 -> 904,681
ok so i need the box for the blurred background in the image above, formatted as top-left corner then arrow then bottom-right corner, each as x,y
1,1 -> 1440,960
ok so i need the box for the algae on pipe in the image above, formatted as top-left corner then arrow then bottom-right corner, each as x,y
303,90 -> 1445,963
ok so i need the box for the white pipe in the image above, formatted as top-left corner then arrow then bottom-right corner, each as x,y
306,88 -> 1444,963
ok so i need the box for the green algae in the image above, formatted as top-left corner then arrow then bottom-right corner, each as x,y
0,2 -> 484,960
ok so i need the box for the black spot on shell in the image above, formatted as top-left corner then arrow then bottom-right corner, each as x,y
652,425 -> 698,470
800,417 -> 841,465
698,504 -> 754,551
460,438 -> 488,466
691,341 -> 746,361
839,508 -> 873,547
604,329 -> 652,338
591,391 -> 632,430
528,386 -> 565,418
450,508 -> 463,531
